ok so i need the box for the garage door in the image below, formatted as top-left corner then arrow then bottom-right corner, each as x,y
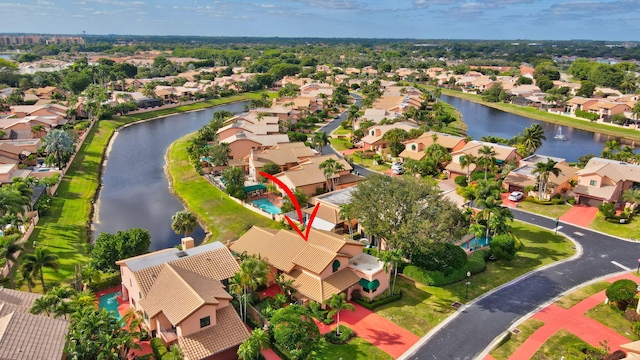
578,196 -> 603,207
508,185 -> 524,193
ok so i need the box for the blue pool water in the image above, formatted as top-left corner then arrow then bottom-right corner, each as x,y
252,198 -> 281,214
461,237 -> 491,250
98,292 -> 122,321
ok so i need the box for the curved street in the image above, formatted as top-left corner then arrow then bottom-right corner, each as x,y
401,209 -> 640,360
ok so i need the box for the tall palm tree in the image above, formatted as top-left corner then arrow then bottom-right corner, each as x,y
19,262 -> 36,292
325,293 -> 356,336
21,247 -> 59,292
242,328 -> 269,360
239,256 -> 268,322
81,264 -> 102,287
237,340 -> 258,360
378,249 -> 403,296
0,234 -> 24,288
339,203 -> 354,236
532,159 -> 561,200
475,195 -> 502,241
171,210 -> 198,237
311,131 -> 330,154
228,273 -> 244,321
459,154 -> 476,181
319,157 -> 345,192
0,187 -> 28,217
477,145 -> 497,180
520,124 -> 546,156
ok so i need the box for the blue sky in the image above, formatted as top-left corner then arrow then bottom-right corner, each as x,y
1,0 -> 639,41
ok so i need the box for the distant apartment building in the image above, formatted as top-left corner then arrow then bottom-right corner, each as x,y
0,34 -> 85,46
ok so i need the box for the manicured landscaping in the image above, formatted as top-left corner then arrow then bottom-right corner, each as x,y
332,126 -> 352,135
347,152 -> 391,172
168,134 -> 282,242
585,303 -> 639,341
330,137 -> 352,152
316,337 -> 393,360
516,201 -> 571,220
554,281 -> 610,309
531,329 -> 587,360
490,318 -> 545,360
27,93 -> 269,290
590,213 -> 640,240
375,221 -> 575,336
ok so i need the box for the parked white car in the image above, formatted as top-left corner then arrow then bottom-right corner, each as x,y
508,191 -> 524,202
391,162 -> 404,175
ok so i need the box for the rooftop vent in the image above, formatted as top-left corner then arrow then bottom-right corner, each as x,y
176,251 -> 188,258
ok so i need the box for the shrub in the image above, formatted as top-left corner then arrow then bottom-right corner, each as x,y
524,196 -> 553,205
599,202 -> 617,218
625,309 -> 640,322
354,292 -> 402,310
410,243 -> 468,275
454,175 -> 468,187
324,325 -> 355,344
576,109 -> 600,121
607,279 -> 638,310
403,251 -> 487,286
633,322 -> 640,336
271,305 -> 321,359
551,197 -> 565,205
567,196 -> 576,205
490,234 -> 518,261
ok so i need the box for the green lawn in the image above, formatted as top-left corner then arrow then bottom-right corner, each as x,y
26,93 -> 269,290
375,221 -> 575,336
332,126 -> 352,136
585,303 -> 639,341
347,152 -> 391,173
531,330 -> 588,360
590,212 -> 640,240
554,281 -> 610,309
316,338 -> 393,360
517,201 -> 571,220
168,135 -> 282,243
490,318 -> 546,360
330,137 -> 352,152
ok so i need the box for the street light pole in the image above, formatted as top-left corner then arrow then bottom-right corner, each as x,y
465,271 -> 471,300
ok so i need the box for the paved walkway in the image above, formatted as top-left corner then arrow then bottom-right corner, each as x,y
560,204 -> 599,227
492,272 -> 638,359
318,302 -> 420,359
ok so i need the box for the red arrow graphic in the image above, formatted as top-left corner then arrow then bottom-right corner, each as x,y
259,171 -> 320,241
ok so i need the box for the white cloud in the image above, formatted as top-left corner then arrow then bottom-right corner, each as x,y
37,0 -> 55,5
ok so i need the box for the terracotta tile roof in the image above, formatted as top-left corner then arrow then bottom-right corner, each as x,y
0,311 -> 69,360
321,268 -> 360,301
284,269 -> 323,302
450,140 -> 518,162
292,244 -> 337,274
139,263 -> 231,325
274,154 -> 352,188
230,227 -> 307,272
574,184 -> 617,200
303,205 -> 340,224
361,122 -> 419,145
129,245 -> 240,296
251,142 -> 313,167
178,306 -> 250,360
504,163 -> 577,188
577,157 -> 640,183
445,161 -> 477,174
307,229 -> 364,252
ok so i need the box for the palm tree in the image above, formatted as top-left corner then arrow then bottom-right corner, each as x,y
241,328 -> 269,360
311,131 -> 330,154
633,102 -> 640,130
622,189 -> 640,210
43,129 -> 74,170
477,145 -> 497,180
171,210 -> 198,237
520,124 -> 546,156
239,256 -> 268,322
21,247 -> 59,292
0,187 -> 28,217
19,262 -> 36,292
81,264 -> 102,287
459,154 -> 476,181
0,234 -> 24,288
325,293 -> 356,336
319,157 -> 345,192
475,195 -> 502,241
237,340 -> 258,360
163,345 -> 184,360
532,159 -> 561,200
339,203 -> 354,236
378,249 -> 403,296
228,273 -> 244,321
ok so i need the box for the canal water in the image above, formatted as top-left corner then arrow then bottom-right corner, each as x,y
92,101 -> 248,250
442,95 -> 637,162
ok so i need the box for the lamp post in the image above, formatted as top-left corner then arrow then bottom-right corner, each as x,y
465,271 -> 471,300
555,218 -> 559,235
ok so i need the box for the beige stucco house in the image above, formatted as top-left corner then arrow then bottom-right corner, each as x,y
360,121 -> 419,152
399,132 -> 467,162
117,240 -> 248,360
230,226 -> 389,303
247,142 -> 315,181
574,157 -> 640,206
502,155 -> 578,198
446,141 -> 521,178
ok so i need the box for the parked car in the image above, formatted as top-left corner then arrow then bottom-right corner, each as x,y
391,162 -> 405,175
508,191 -> 524,202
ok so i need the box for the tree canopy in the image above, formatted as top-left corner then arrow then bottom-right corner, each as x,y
90,228 -> 151,272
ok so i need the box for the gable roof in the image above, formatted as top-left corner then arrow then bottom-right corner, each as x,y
274,154 -> 352,187
0,288 -> 42,318
0,311 -> 69,360
576,157 -> 640,183
361,121 -> 419,145
250,142 -> 315,167
139,263 -> 232,325
450,140 -> 519,161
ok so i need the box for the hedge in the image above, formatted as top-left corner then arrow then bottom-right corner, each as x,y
87,272 -> 121,292
354,292 -> 403,310
576,109 -> 600,121
324,325 -> 355,344
403,250 -> 488,286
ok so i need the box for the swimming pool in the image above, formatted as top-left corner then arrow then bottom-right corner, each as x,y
252,198 -> 281,215
460,236 -> 491,250
98,292 -> 122,322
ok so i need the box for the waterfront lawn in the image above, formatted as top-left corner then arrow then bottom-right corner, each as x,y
590,213 -> 640,240
554,281 -> 610,309
490,318 -> 545,360
375,221 -> 575,336
316,338 -> 393,360
517,201 -> 571,220
531,330 -> 586,360
28,93 -> 267,290
168,134 -> 281,243
585,303 -> 639,341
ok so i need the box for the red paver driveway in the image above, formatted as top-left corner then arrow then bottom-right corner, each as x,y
560,204 -> 599,227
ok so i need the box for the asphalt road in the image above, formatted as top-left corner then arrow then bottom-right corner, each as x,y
402,209 -> 640,360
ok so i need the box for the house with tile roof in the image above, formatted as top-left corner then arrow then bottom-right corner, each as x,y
502,155 -> 578,198
585,100 -> 631,119
399,132 -> 467,162
573,157 -> 640,206
305,187 -> 358,233
270,154 -> 363,197
564,97 -> 599,115
220,132 -> 290,163
24,86 -> 64,100
117,239 -> 248,360
247,142 -> 316,181
446,141 -> 521,179
9,103 -> 68,119
230,226 -> 389,303
354,108 -> 400,128
360,121 -> 419,152
0,288 -> 69,360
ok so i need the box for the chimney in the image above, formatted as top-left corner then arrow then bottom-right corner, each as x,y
251,148 -> 257,161
181,237 -> 195,250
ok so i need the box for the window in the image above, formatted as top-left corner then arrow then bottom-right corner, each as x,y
411,144 -> 416,151
590,180 -> 597,186
332,260 -> 340,273
139,292 -> 142,299
200,316 -> 211,328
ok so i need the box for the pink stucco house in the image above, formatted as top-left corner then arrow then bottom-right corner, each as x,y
117,239 -> 248,360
